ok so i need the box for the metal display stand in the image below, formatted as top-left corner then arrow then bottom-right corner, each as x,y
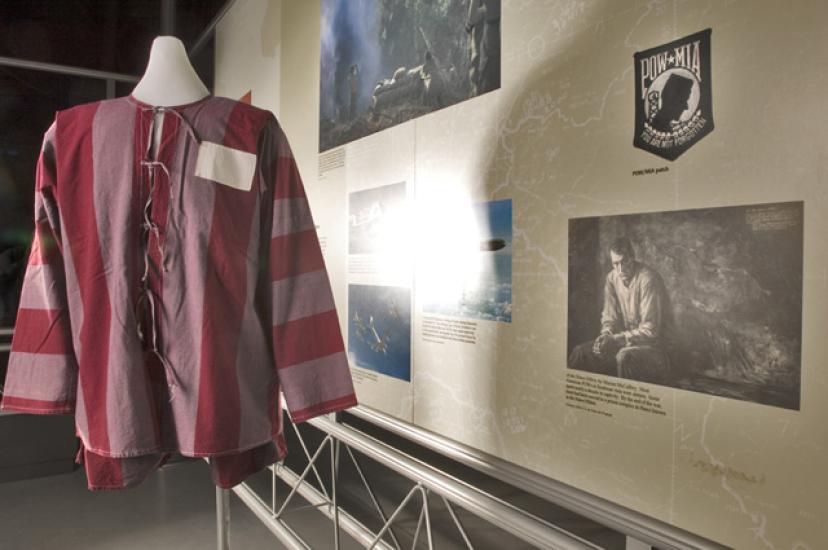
344,408 -> 727,550
215,407 -> 727,550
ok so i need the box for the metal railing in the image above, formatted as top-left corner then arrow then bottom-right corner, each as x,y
216,406 -> 729,549
217,410 -> 604,550
344,408 -> 727,550
0,55 -> 139,83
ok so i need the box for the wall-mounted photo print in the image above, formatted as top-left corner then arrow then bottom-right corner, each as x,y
634,28 -> 713,161
349,182 -> 408,255
348,284 -> 412,381
423,198 -> 512,323
320,0 -> 501,151
568,202 -> 803,410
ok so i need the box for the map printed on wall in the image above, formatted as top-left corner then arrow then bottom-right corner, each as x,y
290,1 -> 828,547
567,202 -> 803,410
633,29 -> 714,160
319,0 -> 501,152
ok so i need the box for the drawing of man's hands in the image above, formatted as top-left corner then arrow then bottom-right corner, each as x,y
593,334 -> 610,355
593,333 -> 624,357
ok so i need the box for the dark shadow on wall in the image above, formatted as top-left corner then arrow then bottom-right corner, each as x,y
482,3 -> 649,442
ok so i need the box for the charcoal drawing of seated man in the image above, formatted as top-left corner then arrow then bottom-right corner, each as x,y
569,236 -> 675,384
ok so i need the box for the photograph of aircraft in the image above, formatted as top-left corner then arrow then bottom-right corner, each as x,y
348,284 -> 411,381
352,311 -> 391,355
349,182 -> 407,255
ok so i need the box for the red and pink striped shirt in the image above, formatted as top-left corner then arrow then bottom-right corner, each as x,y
1,95 -> 356,490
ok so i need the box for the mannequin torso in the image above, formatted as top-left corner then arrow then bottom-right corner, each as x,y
131,36 -> 209,107
132,36 -> 209,153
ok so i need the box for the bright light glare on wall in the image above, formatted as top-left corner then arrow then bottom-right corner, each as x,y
415,183 -> 483,307
374,201 -> 414,286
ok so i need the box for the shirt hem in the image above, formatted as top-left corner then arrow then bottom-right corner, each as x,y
290,394 -> 358,424
0,405 -> 75,415
188,437 -> 283,458
85,454 -> 169,492
1,398 -> 75,415
77,432 -> 285,460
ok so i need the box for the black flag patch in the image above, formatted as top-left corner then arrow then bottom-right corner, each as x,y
634,29 -> 713,161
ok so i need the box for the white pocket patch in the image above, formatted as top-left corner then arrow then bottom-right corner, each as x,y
194,141 -> 257,191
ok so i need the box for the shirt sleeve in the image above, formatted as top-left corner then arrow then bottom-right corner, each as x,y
262,117 -> 357,423
1,122 -> 78,415
622,274 -> 662,346
600,274 -> 621,335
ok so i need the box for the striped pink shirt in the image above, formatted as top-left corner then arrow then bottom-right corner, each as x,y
1,95 -> 357,490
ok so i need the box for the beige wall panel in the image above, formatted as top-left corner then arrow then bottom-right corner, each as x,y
214,0 -> 281,114
218,1 -> 828,547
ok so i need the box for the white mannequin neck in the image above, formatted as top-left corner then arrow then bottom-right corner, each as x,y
131,36 -> 209,107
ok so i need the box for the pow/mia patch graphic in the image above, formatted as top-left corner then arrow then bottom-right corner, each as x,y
634,29 -> 713,161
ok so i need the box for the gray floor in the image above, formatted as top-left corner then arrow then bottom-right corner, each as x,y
0,456 -> 582,550
0,460 -> 360,550
0,418 -> 628,550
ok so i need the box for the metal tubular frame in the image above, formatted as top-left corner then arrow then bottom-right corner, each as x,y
309,414 -> 600,549
189,0 -> 240,58
216,486 -> 230,549
273,459 -> 395,550
345,445 -> 404,550
160,0 -> 177,36
345,407 -> 728,550
218,411 -> 602,550
218,405 -> 730,549
231,483 -> 309,550
217,432 -> 396,550
441,496 -> 473,550
0,56 -> 139,83
290,419 -> 330,499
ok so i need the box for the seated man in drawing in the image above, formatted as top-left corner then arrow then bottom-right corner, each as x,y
569,237 -> 674,384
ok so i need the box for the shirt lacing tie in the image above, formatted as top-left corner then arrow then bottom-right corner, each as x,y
136,105 -> 202,402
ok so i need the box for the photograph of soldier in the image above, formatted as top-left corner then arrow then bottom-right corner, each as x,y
568,237 -> 675,385
567,202 -> 803,410
348,64 -> 360,120
320,0 -> 501,152
466,0 -> 500,97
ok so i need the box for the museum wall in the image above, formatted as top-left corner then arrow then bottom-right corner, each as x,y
214,0 -> 281,114
215,1 -> 828,548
